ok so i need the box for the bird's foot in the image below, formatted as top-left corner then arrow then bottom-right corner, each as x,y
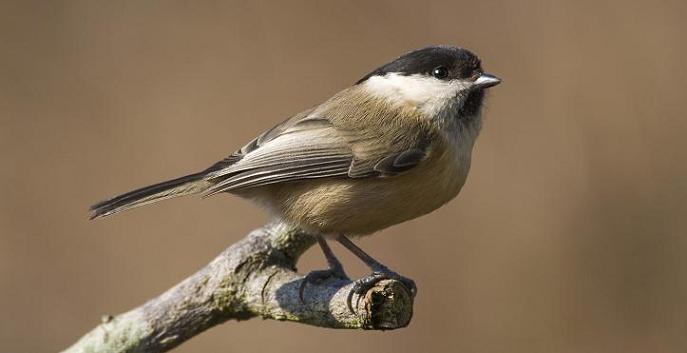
299,268 -> 350,303
347,267 -> 417,313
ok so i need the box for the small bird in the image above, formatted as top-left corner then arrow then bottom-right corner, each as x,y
90,45 -> 500,307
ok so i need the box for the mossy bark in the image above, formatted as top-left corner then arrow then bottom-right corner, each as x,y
62,221 -> 414,353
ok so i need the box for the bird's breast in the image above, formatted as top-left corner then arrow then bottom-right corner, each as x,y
255,138 -> 472,236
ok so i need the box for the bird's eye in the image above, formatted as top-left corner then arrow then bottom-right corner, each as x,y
432,66 -> 449,79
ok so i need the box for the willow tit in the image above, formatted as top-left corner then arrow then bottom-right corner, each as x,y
91,45 -> 501,306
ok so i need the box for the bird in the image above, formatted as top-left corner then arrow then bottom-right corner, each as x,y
90,45 -> 501,309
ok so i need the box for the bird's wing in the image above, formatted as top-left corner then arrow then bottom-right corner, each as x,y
201,110 -> 432,195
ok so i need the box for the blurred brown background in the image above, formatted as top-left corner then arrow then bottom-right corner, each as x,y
2,1 -> 686,352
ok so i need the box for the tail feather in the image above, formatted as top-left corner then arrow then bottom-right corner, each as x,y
90,172 -> 211,219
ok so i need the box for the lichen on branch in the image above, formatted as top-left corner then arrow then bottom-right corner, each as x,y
62,222 -> 415,353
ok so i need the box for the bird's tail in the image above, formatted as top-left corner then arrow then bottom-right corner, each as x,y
89,172 -> 212,220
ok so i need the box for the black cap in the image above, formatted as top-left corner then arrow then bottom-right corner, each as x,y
356,46 -> 482,84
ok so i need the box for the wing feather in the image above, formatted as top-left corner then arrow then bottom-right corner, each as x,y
201,108 -> 431,195
202,118 -> 354,194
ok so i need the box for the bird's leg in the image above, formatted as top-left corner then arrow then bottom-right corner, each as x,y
299,236 -> 350,302
336,235 -> 417,312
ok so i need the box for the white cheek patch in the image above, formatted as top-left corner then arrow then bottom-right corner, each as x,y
363,73 -> 472,116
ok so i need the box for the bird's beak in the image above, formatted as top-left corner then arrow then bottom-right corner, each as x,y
474,73 -> 501,89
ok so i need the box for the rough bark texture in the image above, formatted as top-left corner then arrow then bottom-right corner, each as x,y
62,222 -> 414,353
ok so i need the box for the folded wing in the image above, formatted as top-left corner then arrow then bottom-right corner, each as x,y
202,114 -> 431,196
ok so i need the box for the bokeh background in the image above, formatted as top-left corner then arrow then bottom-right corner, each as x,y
2,1 -> 686,352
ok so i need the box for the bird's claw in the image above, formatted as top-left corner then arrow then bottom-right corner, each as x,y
346,269 -> 417,313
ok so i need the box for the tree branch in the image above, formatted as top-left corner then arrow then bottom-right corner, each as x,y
62,221 -> 415,353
